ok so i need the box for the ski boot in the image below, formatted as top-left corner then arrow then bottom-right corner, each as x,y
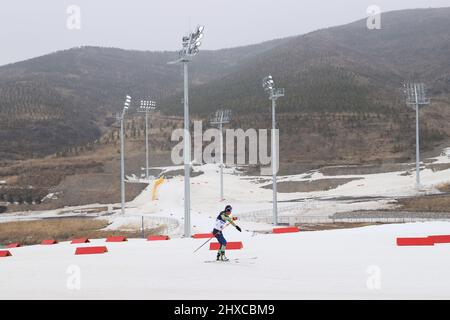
220,252 -> 229,261
216,252 -> 221,261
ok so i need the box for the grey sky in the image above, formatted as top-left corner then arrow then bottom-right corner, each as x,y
0,0 -> 449,66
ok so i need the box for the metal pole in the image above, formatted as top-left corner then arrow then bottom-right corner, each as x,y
219,121 -> 224,201
120,115 -> 125,215
183,61 -> 191,237
145,111 -> 149,180
414,85 -> 420,188
272,96 -> 278,226
141,216 -> 145,239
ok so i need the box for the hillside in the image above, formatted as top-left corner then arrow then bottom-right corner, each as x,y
0,8 -> 450,211
0,40 -> 286,160
160,8 -> 450,165
0,8 -> 449,161
163,8 -> 450,116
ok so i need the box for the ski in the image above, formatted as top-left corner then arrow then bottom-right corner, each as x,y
204,257 -> 258,264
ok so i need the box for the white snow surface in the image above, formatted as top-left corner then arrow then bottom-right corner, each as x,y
2,149 -> 450,299
1,221 -> 450,299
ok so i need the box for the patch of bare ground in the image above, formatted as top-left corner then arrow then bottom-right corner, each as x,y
262,178 -> 362,193
0,218 -> 165,246
295,222 -> 387,231
427,163 -> 450,172
396,194 -> 450,212
69,206 -> 108,214
253,222 -> 387,233
332,210 -> 450,219
438,183 -> 450,193
320,163 -> 414,176
1,146 -> 173,212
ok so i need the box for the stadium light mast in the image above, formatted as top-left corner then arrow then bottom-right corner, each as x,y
404,83 -> 430,189
116,95 -> 131,215
262,75 -> 284,226
168,25 -> 205,237
138,100 -> 157,180
210,109 -> 232,201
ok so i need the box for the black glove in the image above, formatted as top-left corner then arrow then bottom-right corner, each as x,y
235,225 -> 242,232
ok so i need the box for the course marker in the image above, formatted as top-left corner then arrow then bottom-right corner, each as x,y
210,242 -> 243,250
106,236 -> 127,242
71,238 -> 90,244
75,246 -> 108,255
0,250 -> 12,257
273,227 -> 300,234
147,235 -> 170,241
396,237 -> 434,246
41,239 -> 58,245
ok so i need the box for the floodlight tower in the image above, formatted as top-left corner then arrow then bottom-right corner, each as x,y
210,109 -> 232,201
262,75 -> 284,226
168,25 -> 205,237
116,95 -> 131,215
404,83 -> 430,189
138,100 -> 157,180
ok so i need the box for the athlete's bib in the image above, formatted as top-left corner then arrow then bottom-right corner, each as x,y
214,219 -> 226,230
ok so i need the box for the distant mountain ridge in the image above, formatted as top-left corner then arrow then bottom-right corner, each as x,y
0,7 -> 449,161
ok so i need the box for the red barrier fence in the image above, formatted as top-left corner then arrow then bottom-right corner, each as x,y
210,242 -> 243,250
396,237 -> 434,246
192,233 -> 213,239
428,235 -> 450,244
0,250 -> 12,257
273,227 -> 300,234
41,239 -> 58,245
147,235 -> 170,241
71,238 -> 90,244
106,236 -> 127,242
75,246 -> 108,255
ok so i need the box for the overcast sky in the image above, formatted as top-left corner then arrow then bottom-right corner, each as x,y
0,0 -> 449,66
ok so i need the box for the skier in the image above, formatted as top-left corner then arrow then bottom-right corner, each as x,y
212,205 -> 242,261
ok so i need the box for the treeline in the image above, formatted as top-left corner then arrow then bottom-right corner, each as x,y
0,79 -> 101,159
0,186 -> 48,205
162,64 -> 395,118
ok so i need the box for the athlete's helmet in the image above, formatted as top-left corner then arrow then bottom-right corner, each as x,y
224,205 -> 232,213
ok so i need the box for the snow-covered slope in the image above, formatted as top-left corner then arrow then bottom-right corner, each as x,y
1,222 -> 450,299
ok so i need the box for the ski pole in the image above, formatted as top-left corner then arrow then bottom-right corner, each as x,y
193,222 -> 231,253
